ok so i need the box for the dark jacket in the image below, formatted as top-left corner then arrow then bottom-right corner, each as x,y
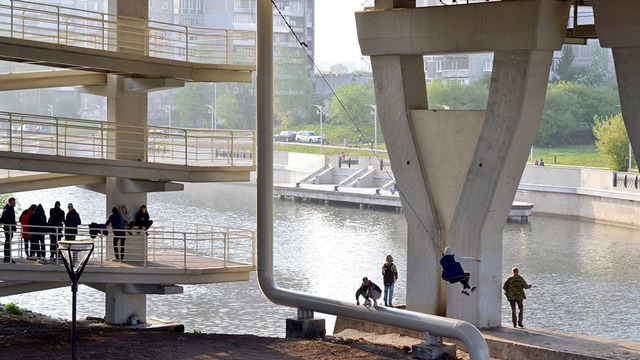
49,206 -> 65,234
440,254 -> 465,281
1,203 -> 16,231
355,281 -> 382,300
64,209 -> 82,234
106,212 -> 125,229
134,211 -> 150,227
28,205 -> 48,241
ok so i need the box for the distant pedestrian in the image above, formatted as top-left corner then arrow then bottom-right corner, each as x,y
1,197 -> 17,263
381,255 -> 398,307
29,204 -> 47,260
534,159 -> 539,166
48,201 -> 65,259
539,159 -> 545,166
64,203 -> 81,241
134,205 -> 153,235
390,183 -> 397,195
439,246 -> 481,296
106,207 -> 126,261
20,204 -> 36,258
355,277 -> 382,308
503,267 -> 533,328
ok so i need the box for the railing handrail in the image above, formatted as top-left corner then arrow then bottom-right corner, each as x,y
0,0 -> 256,66
0,110 -> 256,167
0,221 -> 256,270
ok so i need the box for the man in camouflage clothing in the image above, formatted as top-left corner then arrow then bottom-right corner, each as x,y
503,267 -> 533,328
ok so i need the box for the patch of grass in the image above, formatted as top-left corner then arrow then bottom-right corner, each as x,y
3,302 -> 24,316
528,145 -> 613,169
274,143 -> 388,159
192,329 -> 202,336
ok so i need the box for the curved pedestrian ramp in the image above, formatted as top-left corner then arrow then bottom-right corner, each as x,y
0,0 -> 255,82
0,111 -> 255,182
0,221 -> 256,296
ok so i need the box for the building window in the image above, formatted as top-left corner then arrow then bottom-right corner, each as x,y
436,60 -> 442,72
484,59 -> 493,71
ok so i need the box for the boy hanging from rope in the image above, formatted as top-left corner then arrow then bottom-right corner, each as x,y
439,247 -> 481,295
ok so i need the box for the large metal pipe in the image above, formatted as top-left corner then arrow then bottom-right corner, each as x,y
255,0 -> 489,358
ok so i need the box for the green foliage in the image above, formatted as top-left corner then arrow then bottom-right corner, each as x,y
192,329 -> 202,336
593,114 -> 632,171
426,78 -> 489,110
274,46 -> 313,127
173,83 -> 215,128
216,80 -> 256,130
529,145 -> 607,168
554,45 -> 577,83
3,302 -> 24,316
537,82 -> 620,146
328,83 -> 375,126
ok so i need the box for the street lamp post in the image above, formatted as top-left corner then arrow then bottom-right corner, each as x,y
58,240 -> 94,360
205,105 -> 216,130
162,105 -> 172,128
369,104 -> 378,156
311,104 -> 324,155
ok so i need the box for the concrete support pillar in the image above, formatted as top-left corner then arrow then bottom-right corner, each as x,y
592,1 -> 640,171
103,0 -> 150,325
370,55 -> 440,315
446,50 -> 554,327
105,283 -> 146,324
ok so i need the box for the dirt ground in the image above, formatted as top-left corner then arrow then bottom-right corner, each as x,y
0,310 -> 486,360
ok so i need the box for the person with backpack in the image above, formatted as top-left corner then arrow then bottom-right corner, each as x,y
381,255 -> 398,307
1,197 -> 17,263
105,207 -> 126,261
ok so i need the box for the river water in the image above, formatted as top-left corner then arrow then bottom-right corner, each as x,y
4,183 -> 639,342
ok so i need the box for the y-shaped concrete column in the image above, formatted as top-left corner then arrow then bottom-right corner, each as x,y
592,0 -> 640,169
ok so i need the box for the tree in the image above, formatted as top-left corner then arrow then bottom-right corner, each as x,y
173,83 -> 215,128
216,80 -> 256,130
426,78 -> 489,110
580,45 -> 615,87
329,63 -> 350,75
328,83 -> 375,126
274,46 -> 313,127
537,81 -> 620,146
553,45 -> 581,83
593,114 -> 631,171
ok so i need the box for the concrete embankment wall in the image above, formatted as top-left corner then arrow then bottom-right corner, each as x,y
519,165 -> 640,228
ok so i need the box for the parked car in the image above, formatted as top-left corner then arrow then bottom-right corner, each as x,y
274,130 -> 297,142
296,130 -> 322,143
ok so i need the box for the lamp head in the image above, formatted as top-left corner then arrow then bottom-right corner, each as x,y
58,240 -> 94,277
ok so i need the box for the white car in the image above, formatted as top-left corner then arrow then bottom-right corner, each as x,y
296,131 -> 322,143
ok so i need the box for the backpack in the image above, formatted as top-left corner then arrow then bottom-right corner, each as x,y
383,263 -> 395,286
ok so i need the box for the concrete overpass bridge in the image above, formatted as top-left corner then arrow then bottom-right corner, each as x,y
0,0 -> 257,325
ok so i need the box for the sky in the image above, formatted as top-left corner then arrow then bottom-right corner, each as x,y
314,1 -> 366,66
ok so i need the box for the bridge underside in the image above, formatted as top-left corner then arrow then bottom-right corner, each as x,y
357,0 -> 640,328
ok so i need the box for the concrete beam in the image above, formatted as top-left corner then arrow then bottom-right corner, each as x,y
124,78 -> 185,93
0,173 -> 105,194
0,151 -> 253,183
76,85 -> 107,97
356,0 -> 570,55
122,179 -> 184,193
0,37 -> 253,82
592,0 -> 640,47
0,70 -> 106,91
0,281 -> 67,296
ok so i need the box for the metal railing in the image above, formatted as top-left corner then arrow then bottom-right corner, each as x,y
0,0 -> 256,66
0,111 -> 256,166
0,221 -> 256,270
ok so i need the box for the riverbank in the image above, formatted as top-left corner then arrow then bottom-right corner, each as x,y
0,305 -> 494,360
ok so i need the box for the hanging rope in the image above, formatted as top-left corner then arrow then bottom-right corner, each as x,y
270,1 -> 444,255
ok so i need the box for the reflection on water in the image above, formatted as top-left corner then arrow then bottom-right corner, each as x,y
4,183 -> 639,341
